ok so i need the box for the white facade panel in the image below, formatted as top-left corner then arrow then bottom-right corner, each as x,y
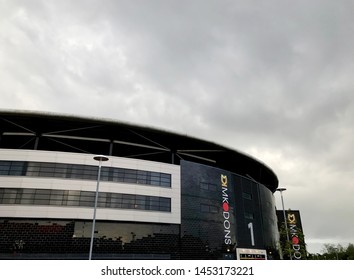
0,149 -> 181,224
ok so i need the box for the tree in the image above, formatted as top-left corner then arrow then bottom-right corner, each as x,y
317,243 -> 354,260
346,243 -> 354,260
278,223 -> 307,260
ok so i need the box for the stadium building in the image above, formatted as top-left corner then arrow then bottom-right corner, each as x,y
0,110 -> 280,259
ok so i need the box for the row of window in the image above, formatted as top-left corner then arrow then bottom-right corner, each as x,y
199,181 -> 217,192
200,181 -> 253,201
0,161 -> 171,188
200,203 -> 253,219
0,188 -> 171,212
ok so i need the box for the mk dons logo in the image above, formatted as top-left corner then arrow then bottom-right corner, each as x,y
221,174 -> 232,245
287,213 -> 302,260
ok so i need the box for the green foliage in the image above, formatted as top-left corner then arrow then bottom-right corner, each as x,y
278,223 -> 307,260
308,243 -> 354,260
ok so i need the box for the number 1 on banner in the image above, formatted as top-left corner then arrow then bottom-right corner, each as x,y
248,222 -> 255,246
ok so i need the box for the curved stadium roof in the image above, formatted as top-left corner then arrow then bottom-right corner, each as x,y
0,110 -> 278,192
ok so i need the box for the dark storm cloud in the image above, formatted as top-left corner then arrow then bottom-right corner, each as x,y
1,0 -> 354,253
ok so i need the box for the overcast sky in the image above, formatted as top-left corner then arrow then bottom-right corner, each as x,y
1,0 -> 354,254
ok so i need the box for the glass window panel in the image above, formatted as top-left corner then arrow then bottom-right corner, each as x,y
160,181 -> 171,188
245,212 -> 254,219
9,162 -> 25,175
38,171 -> 53,177
160,177 -> 171,183
70,165 -> 86,179
159,201 -> 171,208
53,164 -> 68,178
122,194 -> 135,200
0,161 -> 11,175
137,170 -> 148,184
66,200 -> 80,206
35,194 -> 50,200
135,198 -> 147,208
50,189 -> 64,204
80,191 -> 94,197
26,162 -> 40,176
200,182 -> 209,190
123,169 -> 137,183
0,188 -> 4,200
159,206 -> 171,212
242,192 -> 252,200
35,189 -> 51,196
159,197 -> 170,203
98,192 -> 107,200
149,172 -> 161,186
122,202 -> 134,209
3,189 -> 18,198
149,200 -> 160,207
149,196 -> 160,202
200,204 -> 209,212
21,189 -> 36,200
161,173 -> 171,180
110,193 -> 122,200
134,204 -> 144,210
109,198 -> 122,208
34,198 -> 50,205
40,162 -> 56,172
20,199 -> 34,204
79,201 -> 93,207
210,205 -> 218,213
112,168 -> 124,182
149,205 -> 159,211
100,168 -> 110,181
79,196 -> 94,203
68,190 -> 81,196
135,195 -> 145,201
81,171 -> 96,180
49,200 -> 63,206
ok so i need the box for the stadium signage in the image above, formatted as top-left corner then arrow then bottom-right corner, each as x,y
288,213 -> 302,260
221,174 -> 232,245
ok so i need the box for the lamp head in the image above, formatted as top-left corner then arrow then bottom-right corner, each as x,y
93,155 -> 109,162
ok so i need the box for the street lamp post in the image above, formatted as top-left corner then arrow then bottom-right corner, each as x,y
276,187 -> 292,260
89,155 -> 109,260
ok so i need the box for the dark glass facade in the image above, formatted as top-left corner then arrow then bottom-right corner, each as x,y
233,175 -> 279,259
180,160 -> 236,259
180,161 -> 279,259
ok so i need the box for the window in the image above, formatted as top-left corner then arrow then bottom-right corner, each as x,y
242,192 -> 252,200
200,203 -> 219,214
200,182 -> 217,191
2,188 -> 17,204
0,161 -> 11,175
0,187 -> 171,212
244,212 -> 254,220
0,161 -> 172,188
